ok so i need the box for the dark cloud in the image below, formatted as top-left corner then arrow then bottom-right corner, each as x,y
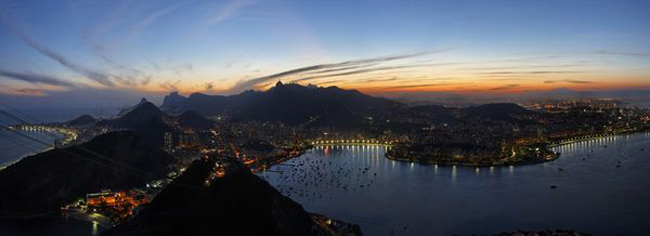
544,79 -> 594,84
0,22 -> 115,87
229,51 -> 444,92
356,76 -> 434,84
0,70 -> 76,88
381,82 -> 463,91
292,65 -> 419,84
482,78 -> 518,81
159,80 -> 181,91
477,71 -> 582,75
291,63 -> 457,85
13,88 -> 46,96
462,64 -> 582,71
590,51 -> 650,57
303,63 -> 380,75
305,65 -> 427,82
358,76 -> 399,83
488,84 -> 521,91
204,82 -> 214,91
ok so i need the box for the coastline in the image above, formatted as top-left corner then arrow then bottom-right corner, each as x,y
547,129 -> 650,148
0,129 -> 61,170
384,151 -> 559,168
0,146 -> 55,171
385,130 -> 650,168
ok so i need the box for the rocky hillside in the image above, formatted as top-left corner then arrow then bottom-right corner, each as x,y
0,131 -> 175,217
104,156 -> 356,236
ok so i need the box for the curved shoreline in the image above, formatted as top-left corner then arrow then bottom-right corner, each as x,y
0,147 -> 55,171
385,131 -> 650,168
384,152 -> 559,168
547,130 -> 650,148
0,129 -> 62,170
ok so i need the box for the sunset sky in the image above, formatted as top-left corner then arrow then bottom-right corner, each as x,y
1,0 -> 649,107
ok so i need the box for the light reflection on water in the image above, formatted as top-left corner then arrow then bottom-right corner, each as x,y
261,133 -> 650,235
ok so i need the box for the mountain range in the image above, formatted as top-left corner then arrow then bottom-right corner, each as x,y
387,88 -> 650,106
161,81 -> 403,127
406,103 -> 537,124
157,82 -> 543,128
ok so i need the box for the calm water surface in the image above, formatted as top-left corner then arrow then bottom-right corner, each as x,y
0,107 -> 117,169
0,130 -> 60,169
261,133 -> 650,235
0,214 -> 103,236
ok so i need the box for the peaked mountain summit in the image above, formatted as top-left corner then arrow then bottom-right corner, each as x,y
161,82 -> 403,126
99,102 -> 172,146
117,98 -> 150,117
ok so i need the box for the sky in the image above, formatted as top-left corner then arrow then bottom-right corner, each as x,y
0,0 -> 649,107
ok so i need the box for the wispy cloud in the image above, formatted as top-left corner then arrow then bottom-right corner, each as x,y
462,64 -> 583,71
94,52 -> 153,87
206,0 -> 255,26
0,19 -> 115,87
0,70 -> 76,88
204,82 -> 214,91
357,76 -> 400,83
13,88 -> 47,96
130,2 -> 186,37
159,80 -> 181,91
488,84 -> 520,91
83,2 -> 188,87
189,0 -> 257,37
476,71 -> 583,76
293,64 -> 436,84
229,51 -> 443,92
590,50 -> 650,57
375,82 -> 465,91
544,79 -> 594,84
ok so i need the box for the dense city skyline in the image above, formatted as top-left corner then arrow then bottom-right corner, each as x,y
1,0 -> 649,108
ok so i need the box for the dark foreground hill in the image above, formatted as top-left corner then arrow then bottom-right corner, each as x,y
104,157 -> 360,236
0,131 -> 174,217
99,102 -> 172,146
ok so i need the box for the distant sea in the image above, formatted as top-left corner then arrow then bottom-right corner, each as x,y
0,107 -> 118,169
